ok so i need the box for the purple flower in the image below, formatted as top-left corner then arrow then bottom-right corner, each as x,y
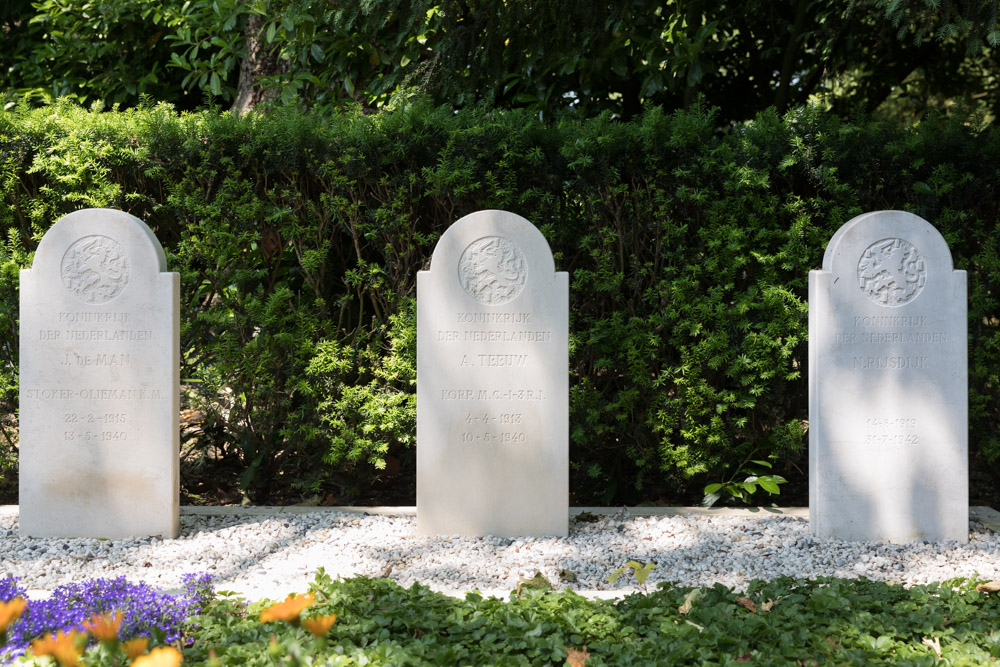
180,572 -> 215,612
0,574 -> 215,664
0,578 -> 25,603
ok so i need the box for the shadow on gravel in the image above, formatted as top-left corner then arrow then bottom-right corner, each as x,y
2,509 -> 999,597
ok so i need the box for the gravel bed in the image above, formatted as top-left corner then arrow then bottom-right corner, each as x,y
1,509 -> 998,602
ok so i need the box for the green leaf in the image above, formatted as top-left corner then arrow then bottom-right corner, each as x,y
758,478 -> 781,494
631,562 -> 656,585
701,490 -> 722,508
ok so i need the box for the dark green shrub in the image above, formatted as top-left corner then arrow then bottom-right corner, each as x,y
0,100 -> 998,504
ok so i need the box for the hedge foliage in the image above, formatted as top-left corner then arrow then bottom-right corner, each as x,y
1,100 -> 998,504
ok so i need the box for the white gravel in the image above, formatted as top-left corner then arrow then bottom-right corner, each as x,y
1,507 -> 999,602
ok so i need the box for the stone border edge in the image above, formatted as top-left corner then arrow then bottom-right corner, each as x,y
172,505 -> 812,518
2,505 -> 996,530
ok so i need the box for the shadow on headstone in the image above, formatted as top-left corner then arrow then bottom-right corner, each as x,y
19,208 -> 179,538
809,210 -> 967,543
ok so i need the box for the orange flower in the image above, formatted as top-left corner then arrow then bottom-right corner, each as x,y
83,610 -> 122,643
130,646 -> 183,667
259,594 -> 315,623
0,597 -> 27,633
123,637 -> 150,660
301,614 -> 337,637
30,629 -> 85,667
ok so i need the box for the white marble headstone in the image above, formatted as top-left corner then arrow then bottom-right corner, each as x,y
809,210 -> 967,543
19,208 -> 179,538
417,210 -> 568,537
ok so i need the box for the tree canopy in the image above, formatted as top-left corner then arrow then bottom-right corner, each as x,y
2,1 -> 999,121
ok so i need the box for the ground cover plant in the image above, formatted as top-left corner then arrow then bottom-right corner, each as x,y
5,571 -> 1000,665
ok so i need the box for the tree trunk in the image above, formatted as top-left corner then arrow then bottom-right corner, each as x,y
231,13 -> 283,114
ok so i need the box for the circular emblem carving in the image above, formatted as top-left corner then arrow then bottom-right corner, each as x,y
458,236 -> 528,306
857,238 -> 927,307
61,235 -> 131,304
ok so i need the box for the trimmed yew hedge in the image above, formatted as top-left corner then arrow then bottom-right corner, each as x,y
1,99 -> 998,504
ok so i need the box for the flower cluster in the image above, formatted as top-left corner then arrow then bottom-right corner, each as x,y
257,592 -> 338,664
179,572 -> 215,613
25,621 -> 181,667
0,574 -> 214,664
29,628 -> 85,667
0,579 -> 25,604
258,592 -> 337,636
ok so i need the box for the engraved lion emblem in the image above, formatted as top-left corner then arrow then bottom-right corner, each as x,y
61,235 -> 130,304
857,238 -> 926,307
458,236 -> 528,306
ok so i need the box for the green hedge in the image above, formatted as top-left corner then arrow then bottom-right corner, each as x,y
1,100 -> 998,504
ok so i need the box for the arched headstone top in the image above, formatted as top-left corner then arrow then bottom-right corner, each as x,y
30,208 -> 169,277
429,210 -> 557,303
820,211 -> 957,309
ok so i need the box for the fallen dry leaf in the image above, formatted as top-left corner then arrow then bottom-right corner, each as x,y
678,589 -> 703,615
565,645 -> 590,666
736,597 -> 757,613
976,580 -> 1000,593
